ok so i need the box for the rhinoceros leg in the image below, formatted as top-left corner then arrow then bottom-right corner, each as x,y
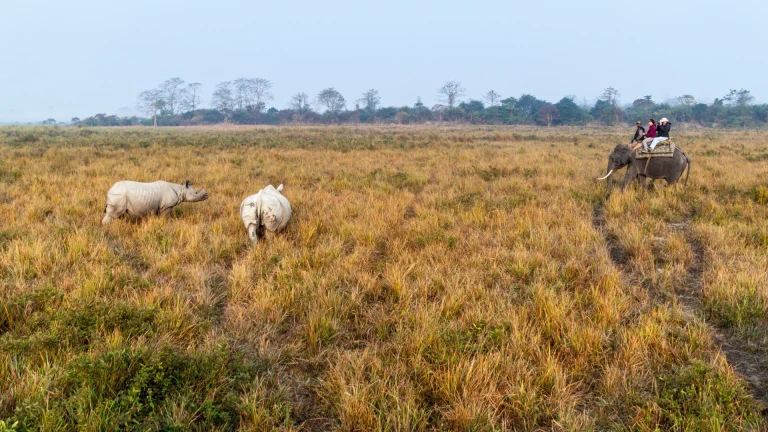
247,224 -> 263,245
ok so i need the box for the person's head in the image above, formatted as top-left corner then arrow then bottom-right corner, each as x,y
649,118 -> 656,125
636,121 -> 641,127
660,117 -> 668,124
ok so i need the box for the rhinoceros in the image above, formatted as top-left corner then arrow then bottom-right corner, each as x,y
102,180 -> 209,224
240,184 -> 291,244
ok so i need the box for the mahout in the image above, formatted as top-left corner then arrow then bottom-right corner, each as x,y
102,180 -> 208,224
240,184 -> 291,245
597,143 -> 690,191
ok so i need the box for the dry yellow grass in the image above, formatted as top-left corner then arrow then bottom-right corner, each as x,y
0,125 -> 766,430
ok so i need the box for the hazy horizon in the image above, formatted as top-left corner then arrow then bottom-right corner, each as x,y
2,0 -> 766,123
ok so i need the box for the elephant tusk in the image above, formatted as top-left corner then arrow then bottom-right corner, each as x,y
596,169 -> 613,180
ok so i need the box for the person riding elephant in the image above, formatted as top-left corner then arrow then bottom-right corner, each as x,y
630,121 -> 646,144
649,118 -> 672,149
597,142 -> 690,191
641,119 -> 657,151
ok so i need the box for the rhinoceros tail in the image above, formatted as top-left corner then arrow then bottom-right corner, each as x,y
277,184 -> 284,192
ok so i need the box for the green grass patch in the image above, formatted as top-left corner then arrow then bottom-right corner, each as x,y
640,360 -> 764,431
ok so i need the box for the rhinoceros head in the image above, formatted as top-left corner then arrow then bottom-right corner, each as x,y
183,180 -> 209,202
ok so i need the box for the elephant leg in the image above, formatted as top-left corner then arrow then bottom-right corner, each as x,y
667,170 -> 682,186
640,176 -> 648,189
622,167 -> 636,191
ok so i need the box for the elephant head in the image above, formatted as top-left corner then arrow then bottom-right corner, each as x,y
597,144 -> 633,189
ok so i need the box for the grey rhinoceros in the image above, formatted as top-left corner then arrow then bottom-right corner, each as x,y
102,180 -> 209,224
240,184 -> 291,244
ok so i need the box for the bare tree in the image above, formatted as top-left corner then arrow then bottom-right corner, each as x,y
233,78 -> 252,109
723,88 -> 754,107
483,90 -> 501,107
290,92 -> 311,113
250,78 -> 273,109
595,87 -> 622,125
317,88 -> 346,113
537,104 -> 560,126
180,83 -> 203,112
357,89 -> 381,111
677,94 -> 696,107
137,89 -> 163,127
159,77 -> 185,115
438,81 -> 465,109
602,87 -> 620,107
431,104 -> 446,121
232,77 -> 273,111
211,81 -> 235,123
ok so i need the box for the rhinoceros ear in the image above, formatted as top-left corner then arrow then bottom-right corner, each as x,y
185,180 -> 192,188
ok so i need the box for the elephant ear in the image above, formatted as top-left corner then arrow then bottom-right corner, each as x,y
621,148 -> 633,165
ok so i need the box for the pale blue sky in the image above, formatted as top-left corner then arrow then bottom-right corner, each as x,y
1,0 -> 766,122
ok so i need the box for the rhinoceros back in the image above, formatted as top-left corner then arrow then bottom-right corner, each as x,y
262,186 -> 291,232
240,185 -> 291,233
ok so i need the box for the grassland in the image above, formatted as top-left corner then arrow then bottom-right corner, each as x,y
1,125 -> 767,430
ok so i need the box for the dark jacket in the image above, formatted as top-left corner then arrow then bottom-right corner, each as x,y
657,122 -> 672,138
632,125 -> 646,141
645,124 -> 657,138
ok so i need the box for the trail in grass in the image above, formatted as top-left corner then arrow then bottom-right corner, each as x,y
592,203 -> 768,409
673,222 -> 768,406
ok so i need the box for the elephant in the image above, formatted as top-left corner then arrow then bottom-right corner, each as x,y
597,144 -> 690,191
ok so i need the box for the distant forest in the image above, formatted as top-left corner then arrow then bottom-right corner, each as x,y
56,77 -> 766,128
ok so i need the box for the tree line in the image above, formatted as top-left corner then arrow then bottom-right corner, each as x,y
67,78 -> 767,128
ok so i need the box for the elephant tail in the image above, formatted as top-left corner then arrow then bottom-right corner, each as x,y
677,148 -> 691,187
